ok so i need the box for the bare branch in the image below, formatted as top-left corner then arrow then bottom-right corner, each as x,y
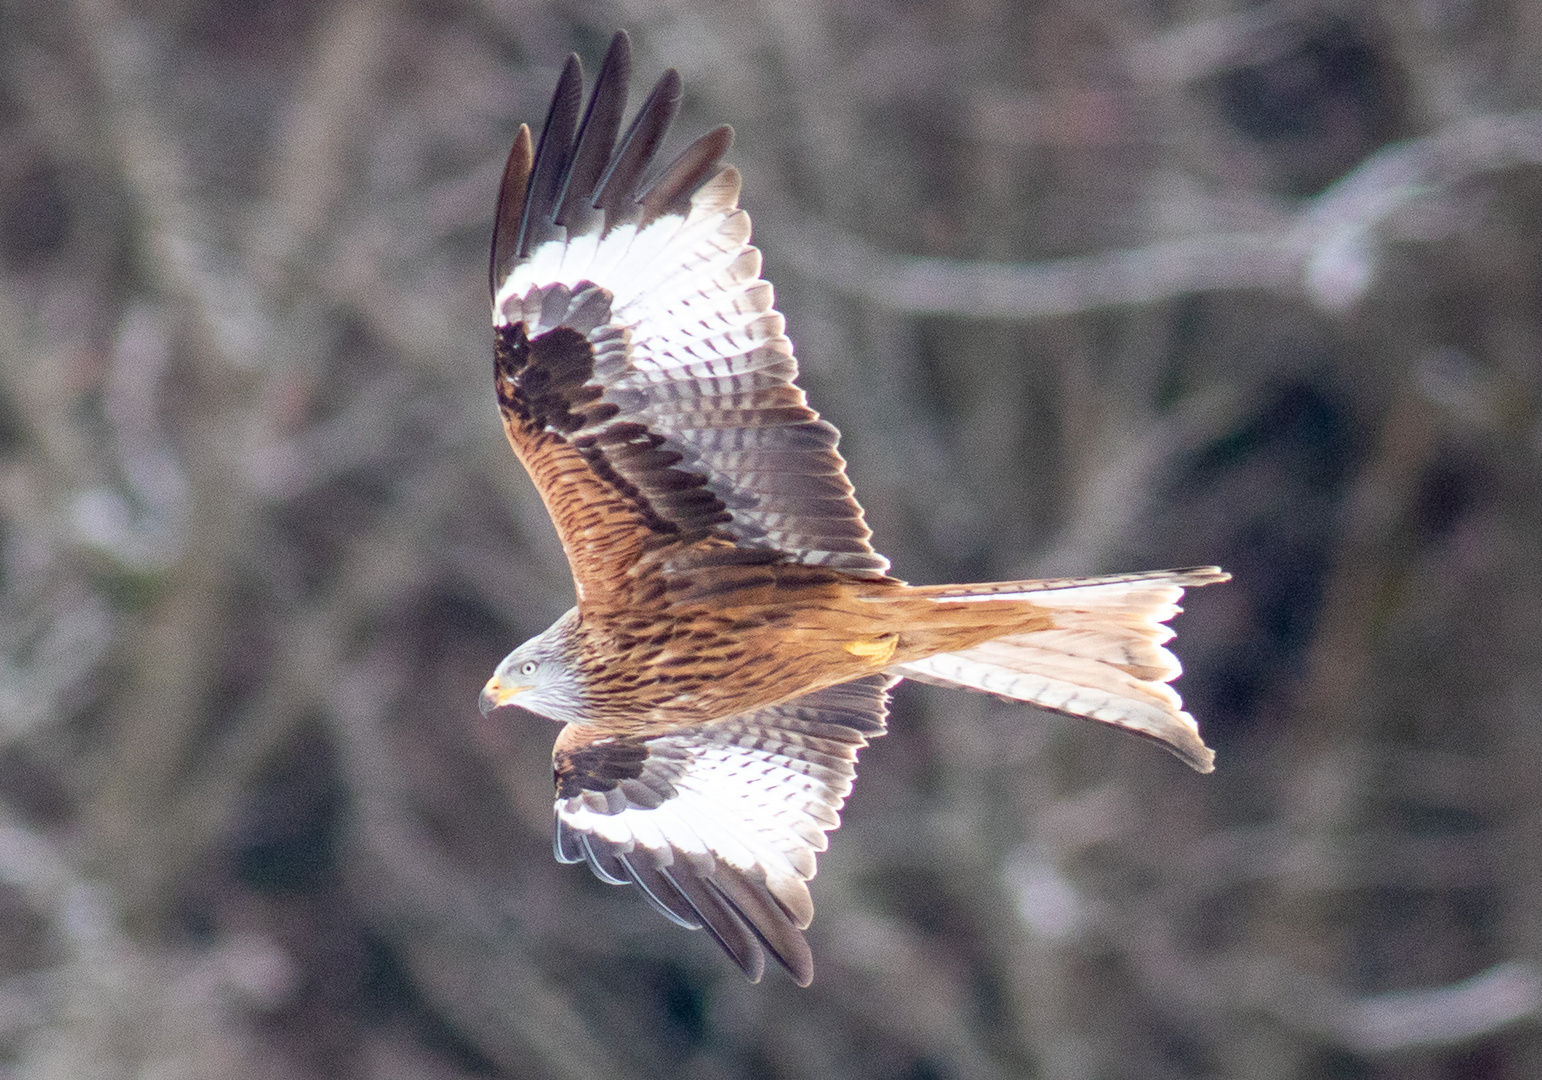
771,111 -> 1542,319
68,0 -> 269,369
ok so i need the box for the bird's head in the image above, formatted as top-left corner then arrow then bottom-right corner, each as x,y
479,609 -> 584,722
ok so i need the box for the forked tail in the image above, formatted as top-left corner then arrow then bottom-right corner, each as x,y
896,568 -> 1229,772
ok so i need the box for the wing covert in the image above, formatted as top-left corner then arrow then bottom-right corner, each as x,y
491,31 -> 889,608
552,673 -> 897,985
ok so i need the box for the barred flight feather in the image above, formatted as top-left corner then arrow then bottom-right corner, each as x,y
491,33 -> 888,583
553,674 -> 896,985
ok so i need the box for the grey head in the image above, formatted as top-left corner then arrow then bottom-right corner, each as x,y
479,608 -> 586,722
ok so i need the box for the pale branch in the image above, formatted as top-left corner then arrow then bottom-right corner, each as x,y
1031,378 -> 1252,577
768,111 -> 1542,319
1243,954 -> 1538,1055
242,370 -> 433,499
247,0 -> 395,294
327,657 -> 637,1080
150,453 -> 464,888
0,586 -> 113,744
1340,963 -> 1542,1054
1123,6 -> 1297,88
70,306 -> 189,572
0,813 -> 296,1078
0,816 -> 107,939
69,0 -> 269,371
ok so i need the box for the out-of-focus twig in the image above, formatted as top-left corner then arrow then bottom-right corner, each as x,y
771,111 -> 1542,319
68,0 -> 267,370
1132,941 -> 1542,1056
248,0 -> 395,294
329,656 -> 638,1080
0,813 -> 296,1078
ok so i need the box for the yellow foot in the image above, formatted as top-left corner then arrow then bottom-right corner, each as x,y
844,632 -> 898,665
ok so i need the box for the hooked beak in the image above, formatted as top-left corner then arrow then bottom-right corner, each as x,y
479,675 -> 531,717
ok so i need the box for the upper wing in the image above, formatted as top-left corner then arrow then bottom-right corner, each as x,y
552,673 -> 897,985
491,32 -> 888,608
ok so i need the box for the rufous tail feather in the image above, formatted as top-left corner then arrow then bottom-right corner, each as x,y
895,568 -> 1227,772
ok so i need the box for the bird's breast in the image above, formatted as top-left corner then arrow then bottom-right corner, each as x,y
570,584 -> 914,732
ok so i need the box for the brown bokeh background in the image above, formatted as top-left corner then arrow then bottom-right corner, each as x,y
3,1 -> 1542,1077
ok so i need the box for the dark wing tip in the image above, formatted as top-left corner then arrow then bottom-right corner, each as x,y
553,32 -> 632,234
495,32 -> 736,295
593,67 -> 684,227
657,866 -> 768,983
490,123 -> 534,302
515,52 -> 585,261
709,871 -> 815,986
638,124 -> 735,225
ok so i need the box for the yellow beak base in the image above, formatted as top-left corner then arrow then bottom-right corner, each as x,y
478,677 -> 530,716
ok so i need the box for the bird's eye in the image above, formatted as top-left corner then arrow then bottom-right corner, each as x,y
520,661 -> 538,677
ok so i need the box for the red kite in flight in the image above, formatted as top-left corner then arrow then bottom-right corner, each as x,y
481,31 -> 1227,985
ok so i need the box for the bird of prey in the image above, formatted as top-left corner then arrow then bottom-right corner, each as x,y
481,31 -> 1228,986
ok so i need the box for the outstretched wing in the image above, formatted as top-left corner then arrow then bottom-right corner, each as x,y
490,31 -> 888,610
551,673 -> 897,985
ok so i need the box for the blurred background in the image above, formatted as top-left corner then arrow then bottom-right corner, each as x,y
3,0 -> 1542,1077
